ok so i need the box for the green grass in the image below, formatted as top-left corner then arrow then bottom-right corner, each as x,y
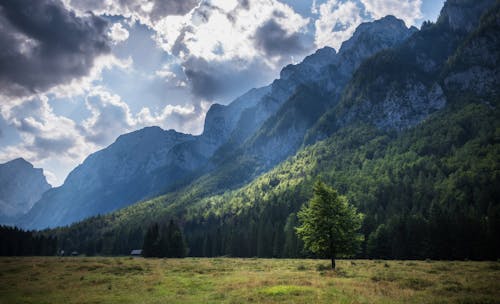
0,258 -> 499,304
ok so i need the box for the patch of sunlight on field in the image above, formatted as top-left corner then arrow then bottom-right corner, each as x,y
0,257 -> 499,304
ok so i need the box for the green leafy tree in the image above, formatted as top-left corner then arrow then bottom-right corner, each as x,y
296,181 -> 363,269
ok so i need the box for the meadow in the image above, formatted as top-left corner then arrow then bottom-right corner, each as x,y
0,257 -> 499,304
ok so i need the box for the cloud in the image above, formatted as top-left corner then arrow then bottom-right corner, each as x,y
82,89 -> 135,145
82,87 -> 209,144
314,0 -> 363,50
149,0 -> 200,21
152,0 -> 312,101
360,0 -> 422,26
62,0 -> 313,102
109,23 -> 130,44
181,56 -> 271,101
64,0 -> 201,26
0,0 -> 112,97
253,18 -> 310,57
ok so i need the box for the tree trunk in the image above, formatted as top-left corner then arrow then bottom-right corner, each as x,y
331,257 -> 336,270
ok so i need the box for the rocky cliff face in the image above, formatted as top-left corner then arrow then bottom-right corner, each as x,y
442,2 -> 500,102
0,158 -> 50,220
314,0 -> 497,136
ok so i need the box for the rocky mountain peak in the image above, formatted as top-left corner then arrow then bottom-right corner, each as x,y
0,158 -> 51,218
338,15 -> 417,75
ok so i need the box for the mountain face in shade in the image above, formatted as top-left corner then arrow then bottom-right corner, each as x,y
20,127 -> 194,229
0,158 -> 51,220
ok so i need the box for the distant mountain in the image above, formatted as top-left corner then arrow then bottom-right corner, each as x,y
0,158 -> 51,220
21,127 -> 194,229
48,0 -> 499,260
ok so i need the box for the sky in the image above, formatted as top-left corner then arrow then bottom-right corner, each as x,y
0,0 -> 445,186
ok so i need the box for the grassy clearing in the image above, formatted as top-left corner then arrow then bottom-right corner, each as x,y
0,257 -> 499,304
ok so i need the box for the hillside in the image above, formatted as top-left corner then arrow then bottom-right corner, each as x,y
46,0 -> 500,260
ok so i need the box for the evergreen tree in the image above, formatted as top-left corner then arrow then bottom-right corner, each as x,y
143,221 -> 186,258
142,223 -> 159,257
167,220 -> 186,258
296,181 -> 363,269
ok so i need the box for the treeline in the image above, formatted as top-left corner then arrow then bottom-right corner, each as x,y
0,225 -> 57,256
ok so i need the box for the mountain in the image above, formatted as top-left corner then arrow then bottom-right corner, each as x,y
20,127 -> 194,229
207,15 -> 417,187
47,0 -> 499,260
0,158 -> 51,220
19,14 -> 416,230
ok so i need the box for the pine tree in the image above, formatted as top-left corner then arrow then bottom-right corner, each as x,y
296,181 -> 363,269
142,223 -> 159,257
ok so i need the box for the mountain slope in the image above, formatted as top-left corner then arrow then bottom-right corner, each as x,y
0,158 -> 51,221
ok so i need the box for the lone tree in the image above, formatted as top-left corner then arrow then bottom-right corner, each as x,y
296,181 -> 363,270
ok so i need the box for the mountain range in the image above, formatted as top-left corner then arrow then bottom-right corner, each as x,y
1,0 -> 498,259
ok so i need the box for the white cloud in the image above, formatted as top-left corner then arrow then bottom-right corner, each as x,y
109,23 -> 130,44
314,0 -> 363,50
155,0 -> 310,64
360,0 -> 423,26
0,95 -> 98,186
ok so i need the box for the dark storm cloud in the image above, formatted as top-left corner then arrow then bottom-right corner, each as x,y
28,136 -> 77,158
254,19 -> 311,57
67,0 -> 201,22
0,0 -> 111,97
150,0 -> 200,21
183,56 -> 271,102
238,0 -> 250,10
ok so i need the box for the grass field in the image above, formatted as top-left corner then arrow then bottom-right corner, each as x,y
0,257 -> 499,304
